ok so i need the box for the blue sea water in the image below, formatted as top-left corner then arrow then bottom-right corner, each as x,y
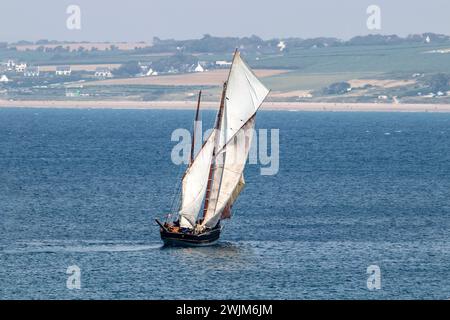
1,108 -> 450,299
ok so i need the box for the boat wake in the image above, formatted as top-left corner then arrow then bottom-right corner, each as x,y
2,240 -> 161,254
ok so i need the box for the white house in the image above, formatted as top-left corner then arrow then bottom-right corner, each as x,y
56,65 -> 72,76
139,62 -> 152,72
194,62 -> 204,72
145,68 -> 155,76
94,67 -> 113,78
24,66 -> 40,77
277,40 -> 286,52
6,60 -> 15,70
15,62 -> 27,72
215,60 -> 232,67
66,89 -> 80,97
0,75 -> 9,82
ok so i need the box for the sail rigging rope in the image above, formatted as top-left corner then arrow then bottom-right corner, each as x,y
167,163 -> 183,222
167,108 -> 199,222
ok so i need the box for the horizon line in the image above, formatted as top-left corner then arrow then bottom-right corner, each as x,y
3,31 -> 450,45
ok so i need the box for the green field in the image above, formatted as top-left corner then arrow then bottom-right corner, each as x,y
2,41 -> 450,103
190,42 -> 450,97
262,72 -> 377,91
250,43 -> 450,73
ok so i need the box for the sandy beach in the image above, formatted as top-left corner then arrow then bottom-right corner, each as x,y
1,100 -> 450,112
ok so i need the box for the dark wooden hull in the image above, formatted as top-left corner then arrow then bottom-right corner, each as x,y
159,227 -> 221,247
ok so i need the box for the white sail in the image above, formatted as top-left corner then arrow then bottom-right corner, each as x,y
227,173 -> 245,208
178,130 -> 216,229
201,141 -> 226,227
199,52 -> 269,229
175,50 -> 268,231
220,173 -> 245,220
217,51 -> 269,150
200,52 -> 269,229
201,117 -> 256,228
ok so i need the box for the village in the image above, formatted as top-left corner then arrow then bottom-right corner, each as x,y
0,51 -> 233,101
1,33 -> 450,104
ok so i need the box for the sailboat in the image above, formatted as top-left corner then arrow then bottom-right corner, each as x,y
156,50 -> 270,246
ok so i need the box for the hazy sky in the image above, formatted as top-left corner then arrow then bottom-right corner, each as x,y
1,0 -> 449,42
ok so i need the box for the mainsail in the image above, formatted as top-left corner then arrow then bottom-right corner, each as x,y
202,118 -> 256,228
177,50 -> 269,230
201,52 -> 269,229
216,52 -> 270,150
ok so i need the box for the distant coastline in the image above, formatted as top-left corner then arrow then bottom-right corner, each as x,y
1,100 -> 450,112
3,34 -> 450,107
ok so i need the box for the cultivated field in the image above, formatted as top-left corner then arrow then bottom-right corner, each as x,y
348,79 -> 417,89
269,90 -> 313,98
39,64 -> 121,72
262,71 -> 377,91
83,69 -> 288,86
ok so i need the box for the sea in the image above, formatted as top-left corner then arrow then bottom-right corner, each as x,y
1,108 -> 450,299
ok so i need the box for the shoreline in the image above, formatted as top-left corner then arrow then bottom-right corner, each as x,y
1,100 -> 450,112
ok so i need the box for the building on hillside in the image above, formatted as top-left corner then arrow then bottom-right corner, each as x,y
136,62 -> 156,76
277,40 -> 286,51
215,60 -> 232,68
24,66 -> 40,77
139,62 -> 152,72
0,75 -> 10,82
65,89 -> 80,97
15,62 -> 27,72
6,60 -> 15,70
94,67 -> 113,78
194,62 -> 205,72
56,65 -> 72,76
145,68 -> 155,76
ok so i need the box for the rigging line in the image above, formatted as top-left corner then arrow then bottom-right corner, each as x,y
168,98 -> 203,221
168,165 -> 183,221
168,140 -> 191,221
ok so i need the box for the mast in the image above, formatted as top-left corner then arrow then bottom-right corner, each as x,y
190,90 -> 202,164
202,82 -> 227,220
